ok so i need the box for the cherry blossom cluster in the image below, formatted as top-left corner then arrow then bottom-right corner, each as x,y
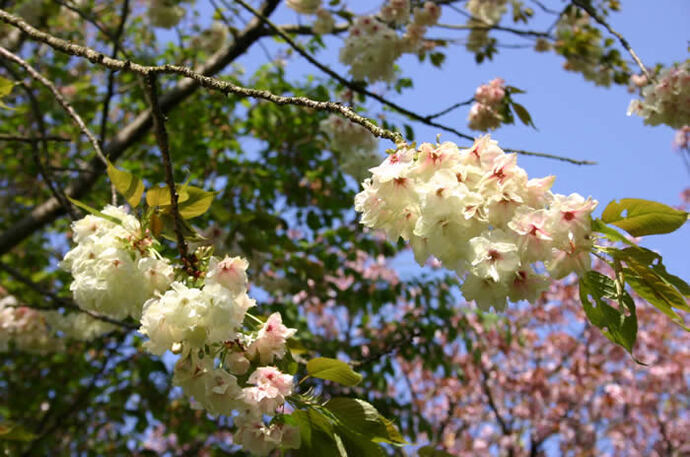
354,135 -> 598,311
286,0 -> 335,35
190,22 -> 228,55
140,255 -> 299,456
380,0 -> 411,26
286,0 -> 321,15
555,10 -> 613,86
0,295 -> 60,354
0,295 -> 115,353
320,114 -> 381,181
673,125 -> 690,152
339,2 -> 441,82
60,205 -> 174,320
468,77 -> 506,131
58,206 -> 301,455
147,0 -> 190,29
464,0 -> 507,52
627,61 -> 690,129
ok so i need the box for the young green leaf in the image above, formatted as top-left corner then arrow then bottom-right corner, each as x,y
106,161 -> 144,207
0,76 -> 16,110
601,198 -> 688,236
579,271 -> 638,356
177,186 -> 215,219
66,196 -> 122,225
418,446 -> 455,457
306,358 -> 362,386
324,398 -> 407,445
511,102 -> 536,128
145,185 -> 190,208
591,218 -> 633,245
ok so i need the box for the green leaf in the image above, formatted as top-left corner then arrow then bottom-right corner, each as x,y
324,398 -> 407,445
106,161 -> 144,207
418,446 -> 455,457
306,358 -> 362,386
624,272 -> 689,331
614,246 -> 690,297
511,102 -> 535,128
0,76 -> 16,110
601,198 -> 688,236
291,410 -> 313,447
625,258 -> 690,313
592,218 -> 633,245
177,185 -> 215,219
579,271 -> 638,355
66,196 -> 122,225
145,185 -> 189,208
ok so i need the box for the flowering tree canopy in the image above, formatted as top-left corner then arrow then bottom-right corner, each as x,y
0,0 -> 688,456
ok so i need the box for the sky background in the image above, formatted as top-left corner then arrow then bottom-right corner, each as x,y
216,0 -> 690,279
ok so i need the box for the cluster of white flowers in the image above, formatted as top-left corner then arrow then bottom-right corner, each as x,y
0,295 -> 115,354
285,0 -> 335,35
380,0 -> 411,26
190,22 -> 227,54
355,135 -> 598,311
0,296 -> 60,354
58,204 -> 301,455
339,2 -> 441,82
468,77 -> 506,131
60,206 -> 174,320
139,254 -> 299,456
320,114 -> 381,181
555,11 -> 613,87
339,16 -> 402,82
313,8 -> 335,35
464,0 -> 507,52
466,0 -> 507,25
627,61 -> 690,129
147,0 -> 190,29
286,0 -> 321,15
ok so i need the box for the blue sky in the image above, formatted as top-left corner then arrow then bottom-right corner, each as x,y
228,0 -> 690,278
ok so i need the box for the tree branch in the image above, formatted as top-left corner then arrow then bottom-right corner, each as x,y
0,0 -> 281,256
0,45 -> 108,167
0,133 -> 71,142
571,0 -> 652,81
229,0 -> 471,142
0,261 -> 137,330
142,73 -> 195,274
0,8 -> 402,144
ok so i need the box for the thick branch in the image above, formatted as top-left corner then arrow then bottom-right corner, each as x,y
0,0 -> 280,255
0,9 -> 401,144
0,45 -> 107,166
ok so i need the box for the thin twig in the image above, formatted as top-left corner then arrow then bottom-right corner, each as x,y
0,45 -> 108,166
571,0 -> 652,81
0,62 -> 78,219
98,0 -> 130,145
0,133 -> 71,142
142,73 -> 195,274
0,261 -> 137,329
503,148 -> 596,166
0,8 -> 403,144
425,97 -> 475,121
436,21 -> 552,39
229,0 -> 470,142
0,0 -> 282,257
230,0 -> 589,166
